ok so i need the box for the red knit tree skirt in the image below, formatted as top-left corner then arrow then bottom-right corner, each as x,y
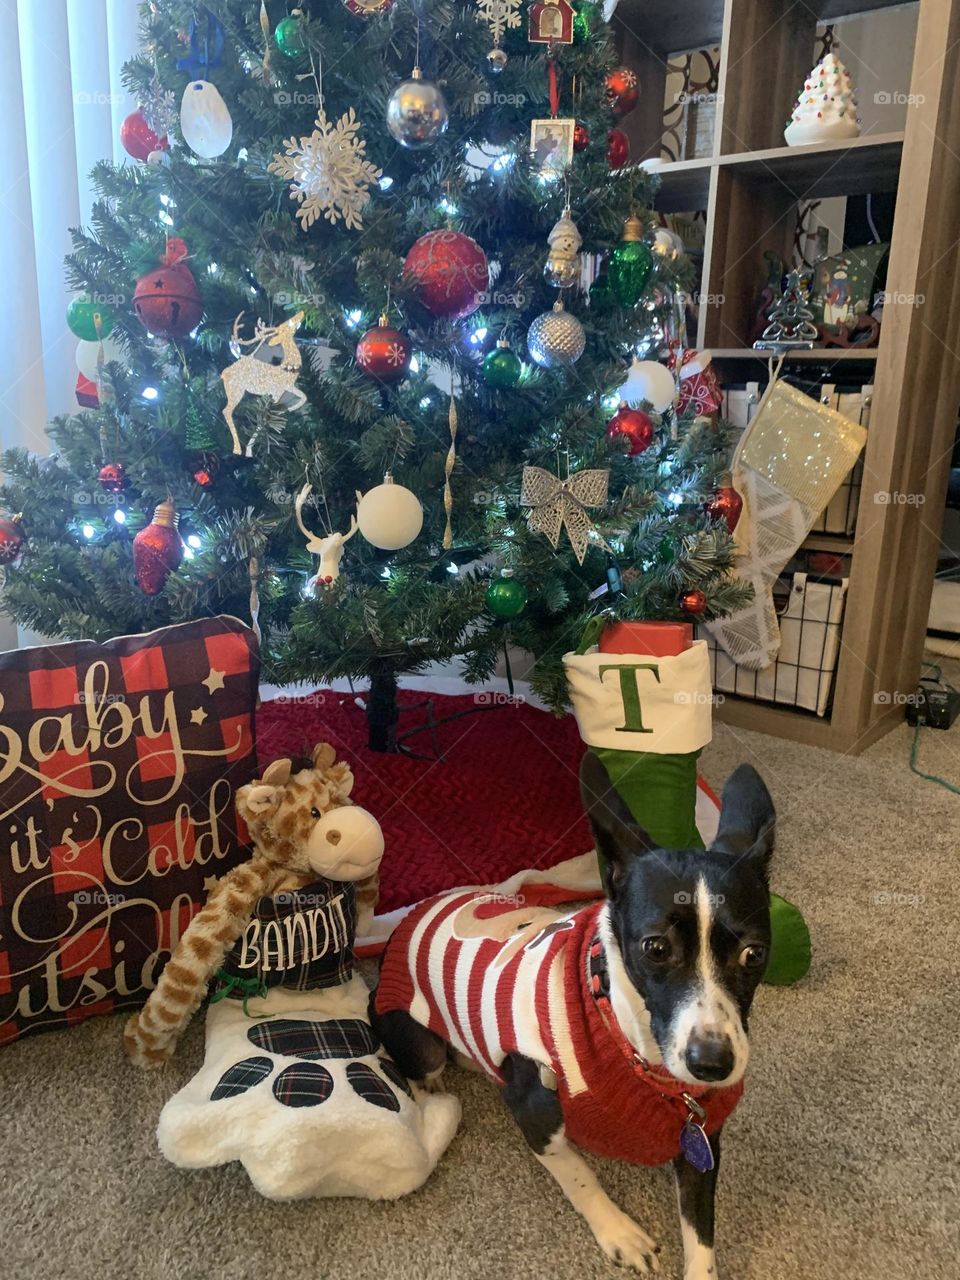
256,690 -> 591,913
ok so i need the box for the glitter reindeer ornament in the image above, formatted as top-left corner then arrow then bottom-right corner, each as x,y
221,312 -> 306,455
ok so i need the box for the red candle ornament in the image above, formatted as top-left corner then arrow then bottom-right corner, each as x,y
133,500 -> 183,594
133,238 -> 203,339
606,402 -> 654,455
403,230 -> 490,321
607,127 -> 629,170
356,315 -> 412,381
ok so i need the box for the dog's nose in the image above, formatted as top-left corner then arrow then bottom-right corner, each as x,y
684,1035 -> 735,1082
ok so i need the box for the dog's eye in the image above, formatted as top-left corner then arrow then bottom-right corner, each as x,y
641,935 -> 671,963
310,807 -> 322,820
738,944 -> 767,969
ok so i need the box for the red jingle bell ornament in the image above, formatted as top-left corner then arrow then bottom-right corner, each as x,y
705,477 -> 743,534
0,514 -> 24,566
679,587 -> 707,617
356,314 -> 412,381
133,238 -> 203,339
403,230 -> 490,322
606,402 -> 654,455
573,121 -> 590,152
607,127 -> 629,170
605,66 -> 639,117
120,109 -> 168,162
98,462 -> 128,494
132,500 -> 183,594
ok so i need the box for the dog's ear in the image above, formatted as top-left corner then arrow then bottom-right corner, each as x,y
711,764 -> 775,876
579,751 -> 655,896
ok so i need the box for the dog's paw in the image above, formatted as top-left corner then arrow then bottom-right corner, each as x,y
592,1206 -> 661,1273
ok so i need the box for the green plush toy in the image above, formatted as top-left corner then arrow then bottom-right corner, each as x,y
564,618 -> 811,986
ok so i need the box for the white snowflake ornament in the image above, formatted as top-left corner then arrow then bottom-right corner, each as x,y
475,0 -> 522,43
268,107 -> 382,231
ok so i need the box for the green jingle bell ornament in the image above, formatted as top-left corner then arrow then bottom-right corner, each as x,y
485,569 -> 527,619
483,337 -> 523,388
608,215 -> 654,307
274,13 -> 307,58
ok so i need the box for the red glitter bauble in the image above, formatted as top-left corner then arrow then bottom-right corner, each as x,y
403,230 -> 490,321
607,127 -> 630,170
573,121 -> 590,152
133,239 -> 203,339
133,501 -> 183,594
0,515 -> 24,566
606,403 -> 654,455
356,316 -> 412,381
605,66 -> 639,117
98,462 -> 128,494
120,110 -> 168,162
705,484 -> 743,534
679,588 -> 707,617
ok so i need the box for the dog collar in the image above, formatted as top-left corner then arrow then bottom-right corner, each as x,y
587,933 -> 717,1172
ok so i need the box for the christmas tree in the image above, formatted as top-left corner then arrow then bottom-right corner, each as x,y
0,0 -> 751,751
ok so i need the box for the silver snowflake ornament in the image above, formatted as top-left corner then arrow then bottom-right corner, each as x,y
475,0 -> 522,43
268,107 -> 382,232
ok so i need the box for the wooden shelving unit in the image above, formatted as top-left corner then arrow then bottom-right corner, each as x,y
616,0 -> 960,753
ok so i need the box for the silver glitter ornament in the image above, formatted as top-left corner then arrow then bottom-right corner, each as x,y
487,47 -> 508,74
527,299 -> 586,368
386,66 -> 449,149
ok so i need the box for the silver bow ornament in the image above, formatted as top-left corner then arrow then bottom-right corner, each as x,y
520,465 -> 611,564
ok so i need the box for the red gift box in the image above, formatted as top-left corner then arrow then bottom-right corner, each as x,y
598,619 -> 693,657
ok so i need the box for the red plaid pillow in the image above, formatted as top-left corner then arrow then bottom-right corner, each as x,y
0,616 -> 259,1045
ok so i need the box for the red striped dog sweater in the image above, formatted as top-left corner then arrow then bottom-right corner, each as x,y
375,891 -> 743,1166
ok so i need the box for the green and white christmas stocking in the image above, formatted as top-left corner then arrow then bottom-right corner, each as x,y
707,369 -> 867,669
564,625 -> 811,985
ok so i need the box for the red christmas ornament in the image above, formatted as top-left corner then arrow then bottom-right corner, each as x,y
133,500 -> 183,594
607,127 -> 630,170
0,514 -> 24,566
705,483 -> 743,534
355,314 -> 412,381
98,462 -> 128,494
666,347 -> 723,417
191,452 -> 219,488
120,110 -> 168,162
606,402 -> 654,455
573,121 -> 590,152
403,230 -> 490,321
133,238 -> 203,339
76,372 -> 100,409
679,587 -> 707,617
605,66 -> 639,117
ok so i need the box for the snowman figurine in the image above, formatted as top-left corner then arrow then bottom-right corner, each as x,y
544,206 -> 583,289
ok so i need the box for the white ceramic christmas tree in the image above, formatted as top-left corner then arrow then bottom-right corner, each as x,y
784,51 -> 860,147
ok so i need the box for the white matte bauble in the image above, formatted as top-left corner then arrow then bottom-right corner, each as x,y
356,473 -> 424,550
180,79 -> 233,159
76,336 -> 125,381
619,357 -> 676,411
386,67 -> 449,149
308,804 -> 385,881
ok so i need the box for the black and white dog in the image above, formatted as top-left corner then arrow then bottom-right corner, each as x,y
372,754 -> 775,1277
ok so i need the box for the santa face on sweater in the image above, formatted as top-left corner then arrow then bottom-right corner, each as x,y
586,758 -> 774,1090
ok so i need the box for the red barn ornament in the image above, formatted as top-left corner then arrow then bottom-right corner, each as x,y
133,239 -> 203,339
529,0 -> 574,44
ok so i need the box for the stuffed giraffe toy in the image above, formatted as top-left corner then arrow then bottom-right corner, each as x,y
124,743 -> 460,1200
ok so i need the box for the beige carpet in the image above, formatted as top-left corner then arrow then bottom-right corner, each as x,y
2,707 -> 958,1280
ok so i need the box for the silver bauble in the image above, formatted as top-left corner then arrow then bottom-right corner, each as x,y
487,47 -> 508,74
527,300 -> 586,368
386,66 -> 449,149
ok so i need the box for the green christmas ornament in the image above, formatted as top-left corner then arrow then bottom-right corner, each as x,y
608,215 -> 653,307
657,534 -> 678,565
67,295 -> 116,342
485,569 -> 527,619
274,15 -> 307,58
483,338 -> 522,388
589,271 -> 614,312
573,1 -> 597,43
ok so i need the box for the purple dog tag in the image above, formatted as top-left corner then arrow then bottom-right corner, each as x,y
680,1119 -> 715,1172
